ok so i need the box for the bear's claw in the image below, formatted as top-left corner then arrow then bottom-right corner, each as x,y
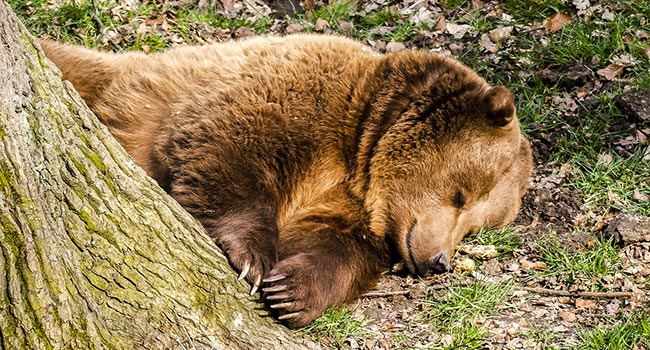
266,293 -> 289,300
278,312 -> 301,320
270,302 -> 295,309
262,274 -> 286,283
249,275 -> 261,295
238,262 -> 250,281
262,284 -> 287,293
262,254 -> 329,328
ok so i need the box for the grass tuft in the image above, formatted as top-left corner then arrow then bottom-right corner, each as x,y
420,280 -> 511,348
466,226 -> 522,255
299,306 -> 375,347
537,235 -> 620,286
579,312 -> 650,350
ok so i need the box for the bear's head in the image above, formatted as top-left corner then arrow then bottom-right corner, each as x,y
360,51 -> 533,277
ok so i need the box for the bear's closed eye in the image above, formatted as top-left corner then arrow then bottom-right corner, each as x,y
453,190 -> 466,208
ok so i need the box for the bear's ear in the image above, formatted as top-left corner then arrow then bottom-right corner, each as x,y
483,86 -> 516,127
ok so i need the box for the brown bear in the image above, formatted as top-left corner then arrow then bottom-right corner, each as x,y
41,34 -> 533,328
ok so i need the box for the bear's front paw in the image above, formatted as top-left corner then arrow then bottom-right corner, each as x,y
219,234 -> 277,295
262,254 -> 333,328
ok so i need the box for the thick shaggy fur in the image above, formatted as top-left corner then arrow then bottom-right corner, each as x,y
42,35 -> 533,328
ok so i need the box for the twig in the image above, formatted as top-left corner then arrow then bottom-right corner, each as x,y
520,287 -> 640,299
363,290 -> 410,298
90,0 -> 107,33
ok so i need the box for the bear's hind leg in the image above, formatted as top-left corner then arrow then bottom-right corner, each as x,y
263,212 -> 389,328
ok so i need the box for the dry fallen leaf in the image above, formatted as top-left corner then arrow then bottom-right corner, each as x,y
597,63 -> 625,80
446,23 -> 471,38
435,15 -> 446,31
520,259 -> 548,271
599,8 -> 615,20
545,13 -> 573,32
559,310 -> 577,322
488,26 -> 513,42
479,33 -> 497,53
633,188 -> 649,202
572,0 -> 590,11
606,302 -> 621,315
315,18 -> 329,32
575,298 -> 598,310
599,153 -> 614,165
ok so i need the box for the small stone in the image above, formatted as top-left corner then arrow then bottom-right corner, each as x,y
233,27 -> 255,39
315,18 -> 329,32
285,23 -> 304,34
386,41 -> 406,53
448,43 -> 463,56
615,89 -> 650,124
337,20 -> 353,35
603,212 -> 650,245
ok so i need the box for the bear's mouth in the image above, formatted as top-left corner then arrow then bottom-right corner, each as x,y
405,219 -> 420,276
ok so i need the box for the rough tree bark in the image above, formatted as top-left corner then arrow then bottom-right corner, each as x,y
0,1 -> 319,349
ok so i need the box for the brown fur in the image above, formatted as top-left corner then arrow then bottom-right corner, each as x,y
42,35 -> 533,328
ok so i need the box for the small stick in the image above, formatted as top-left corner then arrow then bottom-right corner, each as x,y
90,0 -> 106,33
363,290 -> 410,298
520,287 -> 639,299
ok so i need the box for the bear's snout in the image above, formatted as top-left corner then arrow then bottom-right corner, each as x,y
423,251 -> 451,276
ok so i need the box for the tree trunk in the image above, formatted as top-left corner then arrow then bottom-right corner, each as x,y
0,1 -> 319,349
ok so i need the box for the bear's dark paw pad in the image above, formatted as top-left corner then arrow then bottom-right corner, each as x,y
221,237 -> 277,295
261,255 -> 328,328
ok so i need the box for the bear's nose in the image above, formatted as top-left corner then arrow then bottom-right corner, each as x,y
427,251 -> 451,275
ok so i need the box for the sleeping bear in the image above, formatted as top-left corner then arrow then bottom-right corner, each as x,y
42,34 -> 533,328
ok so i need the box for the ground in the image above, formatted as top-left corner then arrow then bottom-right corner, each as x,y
8,0 -> 650,348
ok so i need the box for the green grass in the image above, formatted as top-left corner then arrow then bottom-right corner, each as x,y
526,324 -> 567,350
549,95 -> 650,215
10,0 -> 102,46
9,0 -> 272,50
466,226 -> 522,255
579,312 -> 650,350
359,6 -> 400,27
501,0 -> 569,22
537,235 -> 620,287
420,281 -> 512,348
572,150 -> 650,215
299,306 -> 375,347
510,9 -> 649,74
313,0 -> 355,23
